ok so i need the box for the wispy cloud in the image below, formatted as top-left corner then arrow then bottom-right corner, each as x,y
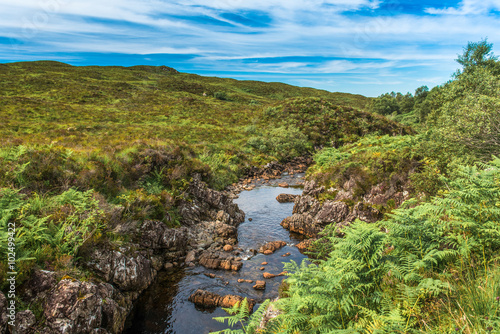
0,0 -> 498,96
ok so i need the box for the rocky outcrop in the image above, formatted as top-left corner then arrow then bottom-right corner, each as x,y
188,290 -> 256,311
31,176 -> 246,334
22,269 -> 57,301
258,241 -> 286,255
179,176 -> 245,226
280,214 -> 321,238
139,221 -> 188,250
282,177 -> 410,238
43,279 -> 127,334
276,194 -> 299,203
85,246 -> 156,292
315,201 -> 350,225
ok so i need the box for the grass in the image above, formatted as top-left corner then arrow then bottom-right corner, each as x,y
1,61 -> 402,289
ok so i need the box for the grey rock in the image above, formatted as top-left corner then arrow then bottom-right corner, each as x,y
10,310 -> 36,334
314,201 -> 349,225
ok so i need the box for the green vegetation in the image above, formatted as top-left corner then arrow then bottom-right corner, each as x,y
216,41 -> 500,333
1,60 -> 395,288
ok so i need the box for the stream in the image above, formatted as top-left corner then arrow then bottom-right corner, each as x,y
125,179 -> 306,334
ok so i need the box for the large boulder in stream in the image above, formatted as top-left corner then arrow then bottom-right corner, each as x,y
258,241 -> 287,255
276,194 -> 299,203
280,214 -> 322,238
198,250 -> 243,271
188,289 -> 256,311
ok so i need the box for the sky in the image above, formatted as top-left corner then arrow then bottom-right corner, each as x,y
1,0 -> 499,96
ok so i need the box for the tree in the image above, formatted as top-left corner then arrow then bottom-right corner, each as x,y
456,39 -> 500,75
370,93 -> 400,115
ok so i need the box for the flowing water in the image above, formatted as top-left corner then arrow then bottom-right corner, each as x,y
125,180 -> 306,334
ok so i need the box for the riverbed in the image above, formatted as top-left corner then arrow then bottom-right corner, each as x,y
125,182 -> 306,334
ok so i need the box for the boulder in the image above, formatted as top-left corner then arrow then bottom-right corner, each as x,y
276,194 -> 299,203
44,279 -> 127,334
85,247 -> 156,291
314,201 -> 349,225
292,196 -> 322,216
223,245 -> 234,252
22,269 -> 57,301
258,241 -> 286,254
281,214 -> 321,238
199,251 -> 242,271
188,290 -> 256,311
140,221 -> 188,250
253,281 -> 266,290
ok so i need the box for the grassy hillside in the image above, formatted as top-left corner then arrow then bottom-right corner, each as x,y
0,61 -> 370,150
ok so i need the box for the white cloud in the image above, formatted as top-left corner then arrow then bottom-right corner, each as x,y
425,0 -> 500,15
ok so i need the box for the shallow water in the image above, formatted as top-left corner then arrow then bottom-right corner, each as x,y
125,183 -> 306,334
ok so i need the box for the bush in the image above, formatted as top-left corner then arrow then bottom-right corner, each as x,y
247,126 -> 311,161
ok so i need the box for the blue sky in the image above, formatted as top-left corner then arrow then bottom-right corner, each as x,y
1,0 -> 499,96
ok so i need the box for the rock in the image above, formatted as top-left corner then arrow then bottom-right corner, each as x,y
295,239 -> 316,252
140,221 -> 189,250
164,263 -> 174,269
23,269 -> 57,301
10,310 -> 36,334
215,222 -> 237,238
276,194 -> 299,203
303,180 -> 325,196
260,267 -> 265,271
189,289 -> 256,311
237,279 -> 253,284
199,251 -> 242,271
216,210 -> 230,224
261,262 -> 268,265
263,272 -> 286,279
0,292 -> 7,334
205,273 -> 217,279
346,202 -> 381,224
281,214 -> 321,238
278,183 -> 289,188
85,247 -> 156,291
263,250 -> 273,255
248,218 -> 253,221
179,176 -> 245,225
253,281 -> 266,290
293,195 -> 322,216
263,272 -> 276,279
44,279 -> 127,334
314,201 -> 349,225
259,241 -> 286,254
185,250 -> 196,263
282,252 -> 291,257
223,245 -> 234,252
